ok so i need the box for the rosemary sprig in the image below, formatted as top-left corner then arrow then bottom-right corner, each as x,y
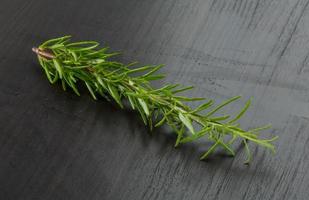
32,36 -> 278,163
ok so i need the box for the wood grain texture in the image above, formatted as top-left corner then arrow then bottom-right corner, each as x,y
1,0 -> 309,199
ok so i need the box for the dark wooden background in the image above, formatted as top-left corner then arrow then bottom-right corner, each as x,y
1,0 -> 309,199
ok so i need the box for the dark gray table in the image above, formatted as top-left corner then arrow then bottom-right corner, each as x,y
1,0 -> 309,199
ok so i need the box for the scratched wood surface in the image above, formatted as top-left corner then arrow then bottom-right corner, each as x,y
1,0 -> 309,199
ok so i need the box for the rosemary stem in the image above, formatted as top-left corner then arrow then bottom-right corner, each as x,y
32,47 -> 55,59
33,36 -> 277,163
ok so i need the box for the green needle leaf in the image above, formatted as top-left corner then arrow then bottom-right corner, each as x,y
243,139 -> 251,164
178,112 -> 195,134
229,98 -> 251,124
85,82 -> 97,100
141,65 -> 164,77
127,66 -> 152,74
155,116 -> 166,127
127,95 -> 136,110
107,83 -> 123,108
200,141 -> 220,160
138,98 -> 150,116
205,96 -> 241,118
191,100 -> 214,113
172,86 -> 194,94
53,59 -> 63,79
40,35 -> 71,48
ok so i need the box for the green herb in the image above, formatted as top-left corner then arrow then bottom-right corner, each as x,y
32,36 -> 278,163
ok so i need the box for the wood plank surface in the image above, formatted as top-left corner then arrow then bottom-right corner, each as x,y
1,0 -> 309,199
